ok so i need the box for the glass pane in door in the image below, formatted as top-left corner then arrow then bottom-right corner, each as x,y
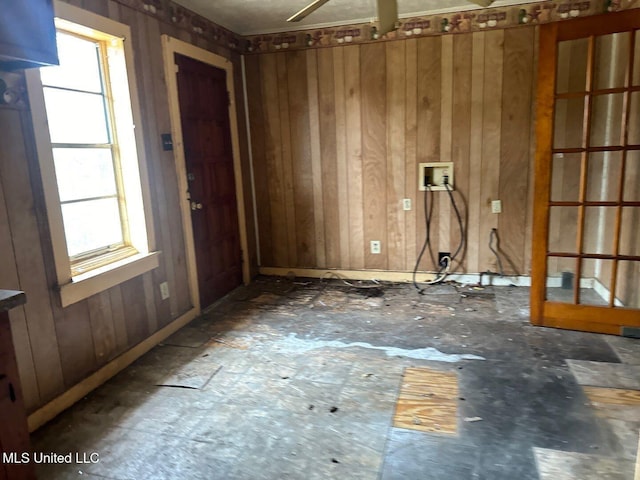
619,207 -> 640,256
557,38 -> 589,93
590,93 -> 625,147
551,153 -> 581,202
623,150 -> 640,201
548,207 -> 578,253
594,32 -> 631,90
579,258 -> 613,306
554,98 -> 586,148
633,30 -> 640,86
629,92 -> 640,145
615,261 -> 640,308
586,151 -> 622,202
546,256 -> 577,303
583,207 -> 616,255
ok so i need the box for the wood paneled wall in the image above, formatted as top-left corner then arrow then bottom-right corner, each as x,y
246,27 -> 537,275
0,0 -> 255,413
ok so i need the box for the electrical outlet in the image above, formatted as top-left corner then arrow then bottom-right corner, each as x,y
491,200 -> 502,214
160,282 -> 170,300
438,252 -> 450,267
370,240 -> 381,254
403,198 -> 411,211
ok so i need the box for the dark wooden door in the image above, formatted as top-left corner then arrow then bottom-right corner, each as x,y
531,10 -> 640,335
175,53 -> 242,308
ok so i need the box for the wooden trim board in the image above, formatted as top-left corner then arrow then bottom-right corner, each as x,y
259,266 -> 532,286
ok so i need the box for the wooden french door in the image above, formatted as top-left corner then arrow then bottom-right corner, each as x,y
531,10 -> 640,335
175,53 -> 242,308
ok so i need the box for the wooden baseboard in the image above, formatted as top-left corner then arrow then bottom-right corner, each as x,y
258,267 -> 531,286
27,307 -> 199,432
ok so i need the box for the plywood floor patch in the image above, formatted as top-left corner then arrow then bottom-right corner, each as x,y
583,386 -> 640,407
393,367 -> 458,434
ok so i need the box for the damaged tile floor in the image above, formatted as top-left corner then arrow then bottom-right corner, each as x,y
32,276 -> 640,479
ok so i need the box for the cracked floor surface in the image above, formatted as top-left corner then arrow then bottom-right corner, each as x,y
32,276 -> 640,479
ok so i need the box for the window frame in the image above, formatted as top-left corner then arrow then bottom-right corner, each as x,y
26,1 -> 158,307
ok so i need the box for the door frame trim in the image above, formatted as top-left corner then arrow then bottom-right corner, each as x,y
161,35 -> 251,314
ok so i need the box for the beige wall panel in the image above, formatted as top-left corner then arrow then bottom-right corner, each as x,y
478,29 -> 505,272
333,47 -> 351,269
318,48 -> 342,267
386,40 -> 407,271
276,53 -> 298,267
415,36 -> 442,272
450,33 -> 473,273
260,54 -> 289,266
344,46 -> 364,270
245,55 -> 274,266
306,49 -> 327,269
286,51 -> 317,267
0,109 -> 65,404
499,27 -> 536,275
405,39 -> 418,272
361,42 -> 388,270
87,291 -> 117,365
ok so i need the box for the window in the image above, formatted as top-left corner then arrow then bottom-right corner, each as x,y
41,31 -> 131,273
26,1 -> 158,307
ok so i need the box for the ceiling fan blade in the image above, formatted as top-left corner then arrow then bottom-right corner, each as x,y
287,0 -> 332,22
467,0 -> 495,7
377,0 -> 398,36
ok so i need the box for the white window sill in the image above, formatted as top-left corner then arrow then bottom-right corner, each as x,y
59,251 -> 160,307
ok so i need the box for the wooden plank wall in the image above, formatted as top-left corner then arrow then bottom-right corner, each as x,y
246,26 -> 538,275
0,0 -> 254,413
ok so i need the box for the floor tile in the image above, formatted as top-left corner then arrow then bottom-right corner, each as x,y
534,447 -> 635,480
567,360 -> 640,389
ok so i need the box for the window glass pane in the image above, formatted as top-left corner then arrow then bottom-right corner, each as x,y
545,256 -> 577,303
590,93 -> 624,147
594,32 -> 630,90
615,261 -> 640,308
554,97 -> 585,148
551,153 -> 581,202
586,151 -> 621,202
43,88 -> 109,144
556,38 -> 588,94
578,258 -> 612,306
548,206 -> 578,253
619,207 -> 640,256
633,30 -> 640,86
629,92 -> 639,145
53,148 -> 117,202
623,150 -> 640,201
583,206 -> 616,255
61,198 -> 123,257
40,32 -> 102,93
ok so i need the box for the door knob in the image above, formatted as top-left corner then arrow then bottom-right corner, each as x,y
190,201 -> 203,211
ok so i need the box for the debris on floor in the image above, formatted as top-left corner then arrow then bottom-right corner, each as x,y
31,276 -> 638,480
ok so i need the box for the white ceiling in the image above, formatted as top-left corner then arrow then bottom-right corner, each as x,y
172,0 -> 532,35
